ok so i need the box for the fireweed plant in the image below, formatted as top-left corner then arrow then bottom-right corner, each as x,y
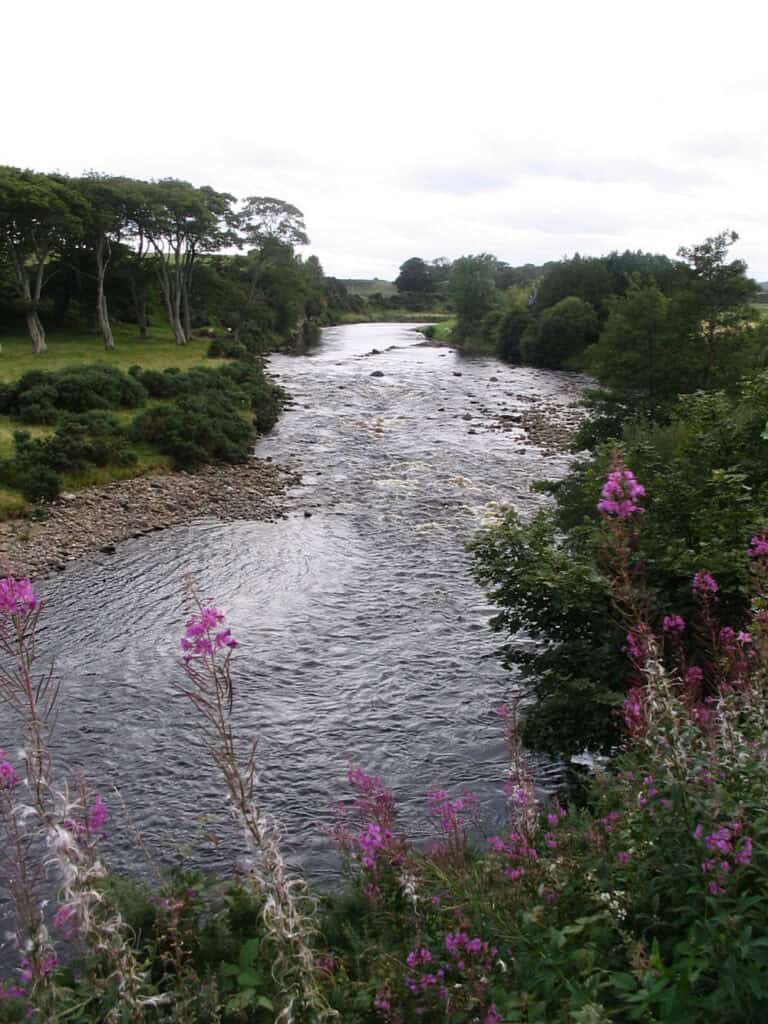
1,459 -> 768,1020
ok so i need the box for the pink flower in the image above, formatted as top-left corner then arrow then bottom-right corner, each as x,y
0,577 -> 38,615
87,793 -> 108,833
662,615 -> 685,633
748,533 -> 768,558
597,464 -> 645,518
692,571 -> 718,597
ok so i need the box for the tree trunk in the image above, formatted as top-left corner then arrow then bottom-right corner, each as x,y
182,278 -> 192,343
129,279 -> 149,338
26,311 -> 47,354
95,236 -> 115,350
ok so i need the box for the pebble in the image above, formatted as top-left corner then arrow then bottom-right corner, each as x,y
0,459 -> 300,580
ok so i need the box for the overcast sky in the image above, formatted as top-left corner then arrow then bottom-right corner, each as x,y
4,1 -> 767,280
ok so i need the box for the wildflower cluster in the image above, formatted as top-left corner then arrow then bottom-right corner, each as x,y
0,576 -> 38,615
180,605 -> 237,660
597,464 -> 645,518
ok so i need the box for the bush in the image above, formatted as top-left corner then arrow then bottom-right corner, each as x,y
471,375 -> 768,757
207,336 -> 248,359
4,365 -> 148,423
132,395 -> 254,470
521,296 -> 599,369
495,304 -> 532,363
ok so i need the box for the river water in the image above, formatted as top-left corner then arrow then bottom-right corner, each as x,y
21,323 -> 585,884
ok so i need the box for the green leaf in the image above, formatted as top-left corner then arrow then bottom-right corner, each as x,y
238,967 -> 263,988
227,990 -> 256,1012
238,937 -> 260,968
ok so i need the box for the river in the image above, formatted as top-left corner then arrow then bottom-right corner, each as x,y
22,323 -> 586,884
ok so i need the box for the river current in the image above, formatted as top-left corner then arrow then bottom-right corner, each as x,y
22,323 -> 586,884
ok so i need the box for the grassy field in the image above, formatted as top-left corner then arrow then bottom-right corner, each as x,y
0,324 -> 227,518
0,324 -> 221,382
338,278 -> 397,298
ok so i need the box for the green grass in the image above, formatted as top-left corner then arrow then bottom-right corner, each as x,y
338,278 -> 397,298
752,303 -> 768,320
0,323 -> 230,517
427,317 -> 457,341
0,324 -> 223,382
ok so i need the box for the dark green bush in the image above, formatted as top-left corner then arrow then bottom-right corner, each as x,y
207,336 -> 248,359
4,364 -> 148,423
132,395 -> 253,470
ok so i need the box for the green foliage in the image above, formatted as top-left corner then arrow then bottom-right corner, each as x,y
449,254 -> 500,342
132,395 -> 252,469
495,304 -> 533,363
472,373 -> 768,756
534,254 -> 615,319
521,296 -> 598,369
0,413 -> 136,501
395,257 -> 434,294
1,364 -> 148,423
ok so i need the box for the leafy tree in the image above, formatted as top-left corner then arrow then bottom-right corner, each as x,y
75,174 -> 139,350
144,180 -> 236,344
450,254 -> 499,342
585,278 -> 690,414
534,254 -> 614,320
0,167 -> 86,352
521,295 -> 598,369
495,304 -> 533,363
237,196 -> 308,250
675,229 -> 759,387
395,257 -> 432,294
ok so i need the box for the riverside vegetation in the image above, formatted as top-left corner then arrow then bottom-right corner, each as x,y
1,462 -> 767,1022
0,166 -> 450,519
2,173 -> 768,1019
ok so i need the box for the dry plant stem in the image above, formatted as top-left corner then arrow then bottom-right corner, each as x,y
0,595 -> 152,1018
178,633 -> 338,1022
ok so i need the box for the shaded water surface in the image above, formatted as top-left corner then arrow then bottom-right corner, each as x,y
19,324 -> 586,882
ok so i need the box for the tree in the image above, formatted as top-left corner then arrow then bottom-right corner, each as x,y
450,254 -> 499,341
585,278 -> 690,413
496,304 -> 533,363
0,167 -> 85,352
237,196 -> 308,250
75,174 -> 138,350
534,254 -> 614,320
521,296 -> 598,369
675,230 -> 759,387
144,180 -> 236,345
395,257 -> 432,294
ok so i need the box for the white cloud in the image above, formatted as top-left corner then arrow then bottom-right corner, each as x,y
2,0 -> 767,277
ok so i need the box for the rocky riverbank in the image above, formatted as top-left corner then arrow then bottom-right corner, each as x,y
0,458 -> 300,579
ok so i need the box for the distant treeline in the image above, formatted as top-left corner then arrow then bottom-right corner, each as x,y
397,236 -> 766,412
0,167 -> 366,353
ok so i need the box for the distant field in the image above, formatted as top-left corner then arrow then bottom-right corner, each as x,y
0,324 -> 222,382
339,278 -> 397,298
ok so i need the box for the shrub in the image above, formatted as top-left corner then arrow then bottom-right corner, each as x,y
521,295 -> 599,369
132,395 -> 253,470
3,365 -> 148,423
207,336 -> 248,359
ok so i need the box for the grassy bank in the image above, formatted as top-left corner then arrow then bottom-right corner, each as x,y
334,310 -> 453,325
0,326 -> 281,518
421,317 -> 457,342
0,324 -> 223,381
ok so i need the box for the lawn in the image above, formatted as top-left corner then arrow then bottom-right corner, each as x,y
0,324 -> 222,382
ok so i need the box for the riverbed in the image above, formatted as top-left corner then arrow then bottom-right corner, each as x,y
14,323 -> 588,884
